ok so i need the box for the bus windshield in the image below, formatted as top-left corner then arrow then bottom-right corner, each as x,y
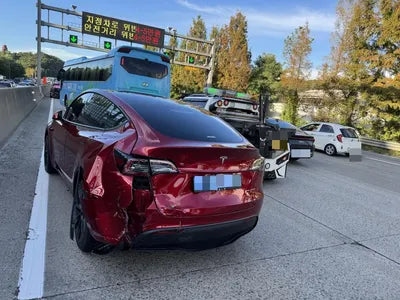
59,46 -> 171,106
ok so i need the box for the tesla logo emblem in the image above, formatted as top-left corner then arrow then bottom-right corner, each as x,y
142,82 -> 149,87
220,156 -> 228,164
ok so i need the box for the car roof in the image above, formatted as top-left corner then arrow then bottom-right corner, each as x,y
306,122 -> 356,129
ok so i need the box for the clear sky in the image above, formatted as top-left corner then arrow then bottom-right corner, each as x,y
0,0 -> 338,77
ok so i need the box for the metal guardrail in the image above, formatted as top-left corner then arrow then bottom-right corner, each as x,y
361,137 -> 400,152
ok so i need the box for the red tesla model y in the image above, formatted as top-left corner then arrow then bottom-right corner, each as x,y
45,90 -> 264,253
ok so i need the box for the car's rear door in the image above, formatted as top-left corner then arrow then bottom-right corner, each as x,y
62,92 -> 130,180
318,124 -> 336,149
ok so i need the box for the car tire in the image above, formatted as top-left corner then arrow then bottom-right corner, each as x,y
324,144 -> 337,156
44,134 -> 57,174
71,176 -> 112,254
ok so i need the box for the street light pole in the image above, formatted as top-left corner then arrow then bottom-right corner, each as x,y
36,0 -> 42,86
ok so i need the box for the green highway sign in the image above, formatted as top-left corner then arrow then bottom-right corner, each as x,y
104,41 -> 112,49
69,35 -> 78,44
188,56 -> 195,64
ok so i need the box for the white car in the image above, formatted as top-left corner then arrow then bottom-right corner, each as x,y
300,122 -> 361,156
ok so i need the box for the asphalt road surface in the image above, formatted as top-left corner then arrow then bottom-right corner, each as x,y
1,98 -> 400,299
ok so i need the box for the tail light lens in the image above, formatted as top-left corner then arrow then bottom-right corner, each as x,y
223,100 -> 229,106
217,100 -> 223,107
114,150 -> 178,176
250,157 -> 265,171
150,159 -> 178,175
277,153 -> 289,165
337,134 -> 343,143
253,104 -> 258,110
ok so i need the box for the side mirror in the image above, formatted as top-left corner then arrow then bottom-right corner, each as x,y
52,110 -> 63,121
57,69 -> 65,81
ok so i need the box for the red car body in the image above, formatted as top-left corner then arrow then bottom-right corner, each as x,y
45,90 -> 264,251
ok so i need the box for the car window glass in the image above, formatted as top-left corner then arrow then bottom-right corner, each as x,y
320,124 -> 334,133
123,94 -> 243,143
266,118 -> 297,129
65,93 -> 92,123
66,93 -> 127,129
302,124 -> 320,131
340,128 -> 358,138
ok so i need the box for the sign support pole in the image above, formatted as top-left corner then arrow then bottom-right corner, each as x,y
206,41 -> 216,87
36,0 -> 42,86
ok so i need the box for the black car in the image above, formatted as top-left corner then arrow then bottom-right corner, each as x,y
50,82 -> 61,99
265,118 -> 315,160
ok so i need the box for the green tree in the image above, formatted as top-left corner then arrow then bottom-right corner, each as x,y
248,54 -> 282,101
215,12 -> 251,91
319,0 -> 399,141
281,23 -> 313,124
0,52 -> 25,78
12,52 -> 64,78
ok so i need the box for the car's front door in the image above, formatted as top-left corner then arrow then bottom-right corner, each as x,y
301,123 -> 321,149
62,93 -> 95,180
48,111 -> 66,169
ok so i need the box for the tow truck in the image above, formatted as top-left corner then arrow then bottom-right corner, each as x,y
183,88 -> 293,180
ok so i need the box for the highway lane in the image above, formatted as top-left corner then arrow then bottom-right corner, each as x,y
1,98 -> 400,299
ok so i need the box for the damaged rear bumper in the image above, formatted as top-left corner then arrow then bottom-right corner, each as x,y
132,216 -> 258,250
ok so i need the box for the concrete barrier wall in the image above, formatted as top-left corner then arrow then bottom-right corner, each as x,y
0,85 -> 50,147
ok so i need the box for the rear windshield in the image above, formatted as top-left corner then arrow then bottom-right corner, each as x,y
265,118 -> 297,129
183,97 -> 208,108
121,94 -> 243,143
121,57 -> 168,79
340,128 -> 358,138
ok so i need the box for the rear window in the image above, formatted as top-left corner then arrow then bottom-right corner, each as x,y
183,97 -> 208,108
340,128 -> 358,138
122,94 -> 243,143
266,118 -> 297,129
121,57 -> 168,79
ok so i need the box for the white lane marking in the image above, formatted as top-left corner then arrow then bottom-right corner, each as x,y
17,99 -> 53,299
364,156 -> 400,167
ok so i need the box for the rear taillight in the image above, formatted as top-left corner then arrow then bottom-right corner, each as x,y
149,159 -> 178,175
223,99 -> 229,106
337,134 -> 343,143
250,157 -> 265,171
253,104 -> 258,110
114,150 -> 178,176
217,100 -> 223,107
277,153 -> 289,165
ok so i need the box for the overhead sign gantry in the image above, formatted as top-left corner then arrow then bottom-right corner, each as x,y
35,0 -> 216,86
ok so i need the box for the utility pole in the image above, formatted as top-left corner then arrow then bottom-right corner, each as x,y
36,0 -> 42,85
